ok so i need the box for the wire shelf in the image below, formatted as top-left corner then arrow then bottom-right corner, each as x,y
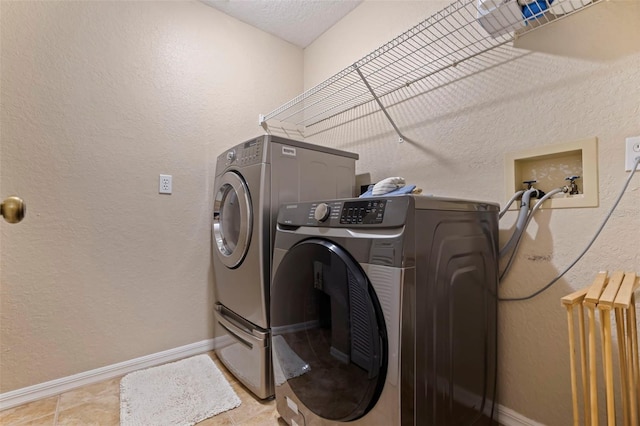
260,0 -> 599,135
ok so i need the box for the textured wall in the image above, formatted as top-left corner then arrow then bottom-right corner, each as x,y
302,1 -> 640,425
1,1 -> 638,423
0,0 -> 302,392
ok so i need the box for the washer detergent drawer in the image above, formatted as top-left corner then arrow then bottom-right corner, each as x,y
214,305 -> 274,399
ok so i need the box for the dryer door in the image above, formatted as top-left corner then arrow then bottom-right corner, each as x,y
271,238 -> 387,422
212,171 -> 252,268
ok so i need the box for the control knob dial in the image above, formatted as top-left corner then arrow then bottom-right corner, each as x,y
314,203 -> 331,222
226,150 -> 236,162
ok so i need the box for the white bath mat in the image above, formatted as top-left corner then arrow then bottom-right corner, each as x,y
120,354 -> 241,426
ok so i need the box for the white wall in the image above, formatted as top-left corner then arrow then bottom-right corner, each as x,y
302,1 -> 640,425
0,0 -> 302,393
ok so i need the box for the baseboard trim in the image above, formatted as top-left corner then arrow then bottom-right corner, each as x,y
0,337 -> 226,411
1,339 -> 545,425
431,374 -> 544,426
498,404 -> 546,426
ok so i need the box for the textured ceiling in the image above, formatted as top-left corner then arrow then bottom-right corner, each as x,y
200,0 -> 363,48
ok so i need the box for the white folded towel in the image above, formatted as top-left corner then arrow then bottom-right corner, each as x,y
372,177 -> 405,196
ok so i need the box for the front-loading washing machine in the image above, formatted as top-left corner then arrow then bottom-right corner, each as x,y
271,195 -> 499,425
212,135 -> 358,399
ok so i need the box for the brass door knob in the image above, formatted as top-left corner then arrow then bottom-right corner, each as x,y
1,196 -> 26,224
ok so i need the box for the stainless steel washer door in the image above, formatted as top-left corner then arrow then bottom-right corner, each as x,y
213,171 -> 252,268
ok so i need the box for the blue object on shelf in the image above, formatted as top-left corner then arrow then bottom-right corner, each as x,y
522,0 -> 554,21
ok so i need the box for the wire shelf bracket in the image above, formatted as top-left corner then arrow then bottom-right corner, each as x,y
354,64 -> 407,143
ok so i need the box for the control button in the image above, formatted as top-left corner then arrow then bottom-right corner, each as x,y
226,150 -> 236,162
314,203 -> 331,222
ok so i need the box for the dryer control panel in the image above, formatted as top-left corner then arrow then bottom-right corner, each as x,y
278,196 -> 411,228
236,138 -> 263,166
217,137 -> 264,170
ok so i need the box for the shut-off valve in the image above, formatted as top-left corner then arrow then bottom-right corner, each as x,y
522,180 -> 545,198
565,175 -> 580,195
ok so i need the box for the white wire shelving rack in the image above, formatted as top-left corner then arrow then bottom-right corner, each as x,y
259,0 -> 600,141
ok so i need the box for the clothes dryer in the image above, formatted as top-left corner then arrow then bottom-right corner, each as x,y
212,135 -> 358,399
271,195 -> 499,425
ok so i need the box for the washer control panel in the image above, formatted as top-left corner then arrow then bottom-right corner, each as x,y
314,203 -> 331,222
339,199 -> 386,224
305,201 -> 343,223
280,196 -> 410,228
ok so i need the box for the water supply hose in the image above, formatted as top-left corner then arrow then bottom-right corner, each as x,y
499,187 -> 567,281
499,190 -> 525,219
500,156 -> 640,301
499,188 -> 543,257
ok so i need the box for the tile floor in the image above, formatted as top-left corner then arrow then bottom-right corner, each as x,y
0,352 -> 286,426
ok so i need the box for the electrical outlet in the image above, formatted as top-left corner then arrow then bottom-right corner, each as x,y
159,174 -> 172,194
625,136 -> 640,171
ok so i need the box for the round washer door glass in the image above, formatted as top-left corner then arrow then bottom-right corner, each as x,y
271,239 -> 387,422
212,171 -> 252,268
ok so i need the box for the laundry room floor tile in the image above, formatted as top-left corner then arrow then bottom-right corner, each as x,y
0,351 -> 284,425
0,396 -> 58,425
